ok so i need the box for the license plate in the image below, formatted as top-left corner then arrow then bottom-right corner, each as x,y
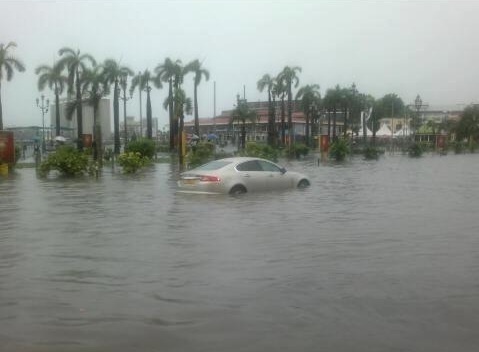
183,179 -> 197,185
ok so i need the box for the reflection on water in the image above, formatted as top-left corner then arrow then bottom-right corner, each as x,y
1,154 -> 479,351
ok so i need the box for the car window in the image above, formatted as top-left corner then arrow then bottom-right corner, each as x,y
236,160 -> 262,171
196,160 -> 232,171
258,160 -> 282,172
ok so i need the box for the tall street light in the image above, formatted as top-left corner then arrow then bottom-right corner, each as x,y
36,95 -> 49,153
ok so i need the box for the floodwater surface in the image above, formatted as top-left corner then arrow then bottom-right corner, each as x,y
1,154 -> 479,352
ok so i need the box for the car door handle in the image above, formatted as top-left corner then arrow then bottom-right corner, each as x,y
243,173 -> 251,177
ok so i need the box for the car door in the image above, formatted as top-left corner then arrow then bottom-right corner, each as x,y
257,160 -> 293,190
235,160 -> 266,192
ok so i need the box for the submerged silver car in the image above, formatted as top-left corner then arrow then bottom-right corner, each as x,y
177,157 -> 310,195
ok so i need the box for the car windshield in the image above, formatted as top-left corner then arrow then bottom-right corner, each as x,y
195,160 -> 232,171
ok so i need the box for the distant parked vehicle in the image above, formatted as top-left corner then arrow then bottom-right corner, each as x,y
177,157 -> 310,195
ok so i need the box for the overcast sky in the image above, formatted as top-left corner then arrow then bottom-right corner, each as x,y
1,0 -> 479,129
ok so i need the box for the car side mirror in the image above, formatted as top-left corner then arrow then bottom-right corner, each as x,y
280,167 -> 286,174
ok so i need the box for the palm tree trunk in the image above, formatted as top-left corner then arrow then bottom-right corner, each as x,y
0,82 -> 4,130
305,111 -> 310,147
178,114 -> 184,167
123,88 -> 128,148
76,70 -> 83,150
333,106 -> 337,141
113,81 -> 120,154
287,84 -> 293,146
327,110 -> 331,138
93,105 -> 103,168
281,95 -> 286,145
168,79 -> 174,151
146,88 -> 152,139
267,90 -> 275,147
343,107 -> 348,138
241,122 -> 246,150
55,84 -> 61,136
194,83 -> 199,137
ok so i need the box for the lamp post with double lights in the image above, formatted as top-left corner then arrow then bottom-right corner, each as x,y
36,95 -> 49,153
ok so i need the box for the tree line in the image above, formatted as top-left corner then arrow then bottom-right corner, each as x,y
1,41 -> 478,156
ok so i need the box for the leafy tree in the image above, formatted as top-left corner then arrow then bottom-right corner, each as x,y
455,104 -> 479,149
103,59 -> 133,154
369,93 -> 404,138
185,59 -> 209,137
277,66 -> 301,145
130,71 -> 146,137
57,47 -> 96,150
257,74 -> 277,146
35,62 -> 67,136
0,42 -> 26,130
231,96 -> 257,150
296,84 -> 320,147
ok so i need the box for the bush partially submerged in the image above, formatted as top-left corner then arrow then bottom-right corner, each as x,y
39,146 -> 89,177
408,142 -> 423,158
241,142 -> 279,161
126,138 -> 156,159
118,152 -> 150,173
329,139 -> 350,161
187,142 -> 215,167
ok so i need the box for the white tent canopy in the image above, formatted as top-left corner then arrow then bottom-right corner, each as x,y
375,123 -> 392,137
394,126 -> 412,137
357,127 -> 373,136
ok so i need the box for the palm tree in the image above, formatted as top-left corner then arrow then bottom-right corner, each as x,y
57,47 -> 96,150
257,74 -> 276,146
156,58 -> 183,150
273,77 -> 287,145
103,59 -> 133,154
230,96 -> 257,150
277,66 -> 301,146
185,59 -> 209,137
35,62 -> 67,137
119,73 -> 131,147
173,88 -> 192,166
130,71 -> 145,137
81,66 -> 109,166
130,70 -> 161,140
323,85 -> 343,141
0,42 -> 26,130
296,84 -> 320,147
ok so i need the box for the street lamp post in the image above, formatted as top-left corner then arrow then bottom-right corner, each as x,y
36,95 -> 49,153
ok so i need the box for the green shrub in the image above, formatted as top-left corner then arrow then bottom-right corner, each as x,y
126,138 -> 156,159
329,139 -> 350,161
187,142 -> 215,167
118,152 -> 150,173
363,145 -> 380,160
39,146 -> 89,177
408,142 -> 423,157
240,142 -> 279,161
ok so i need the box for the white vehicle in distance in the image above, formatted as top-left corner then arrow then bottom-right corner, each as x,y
177,157 -> 310,195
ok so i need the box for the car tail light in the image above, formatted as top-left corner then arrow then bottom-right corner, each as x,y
199,175 -> 221,182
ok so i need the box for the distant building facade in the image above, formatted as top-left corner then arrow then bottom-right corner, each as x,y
50,97 -> 112,142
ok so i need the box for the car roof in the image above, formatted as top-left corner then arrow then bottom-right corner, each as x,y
217,157 -> 270,163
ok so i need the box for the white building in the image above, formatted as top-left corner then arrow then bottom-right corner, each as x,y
50,97 -> 112,142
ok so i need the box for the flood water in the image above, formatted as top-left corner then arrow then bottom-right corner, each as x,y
1,154 -> 479,352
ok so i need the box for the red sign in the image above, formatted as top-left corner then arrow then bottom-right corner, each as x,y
83,134 -> 92,148
0,131 -> 15,164
436,135 -> 446,149
320,135 -> 330,152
